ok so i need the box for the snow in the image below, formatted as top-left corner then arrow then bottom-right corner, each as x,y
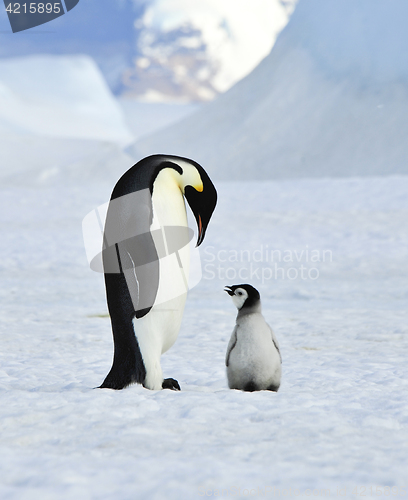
118,98 -> 200,141
134,0 -> 408,179
0,55 -> 133,145
0,169 -> 407,497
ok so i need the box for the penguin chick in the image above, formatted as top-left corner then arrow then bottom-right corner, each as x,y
225,284 -> 281,392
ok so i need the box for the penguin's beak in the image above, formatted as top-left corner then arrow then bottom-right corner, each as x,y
184,167 -> 217,247
224,286 -> 234,296
197,214 -> 204,247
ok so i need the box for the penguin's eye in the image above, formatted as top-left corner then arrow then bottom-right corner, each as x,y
237,291 -> 243,296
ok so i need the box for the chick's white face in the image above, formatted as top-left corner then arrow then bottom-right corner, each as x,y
231,288 -> 248,310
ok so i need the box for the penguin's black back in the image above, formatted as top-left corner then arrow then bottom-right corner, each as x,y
110,155 -> 188,200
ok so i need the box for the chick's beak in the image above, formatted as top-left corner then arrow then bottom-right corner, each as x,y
224,286 -> 234,296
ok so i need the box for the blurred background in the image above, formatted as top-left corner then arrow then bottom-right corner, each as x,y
0,0 -> 295,185
3,0 -> 407,184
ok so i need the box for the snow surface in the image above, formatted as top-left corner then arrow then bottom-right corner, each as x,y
1,164 -> 407,497
134,0 -> 408,179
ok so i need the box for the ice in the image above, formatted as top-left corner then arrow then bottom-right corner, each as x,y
0,55 -> 133,145
0,57 -> 199,187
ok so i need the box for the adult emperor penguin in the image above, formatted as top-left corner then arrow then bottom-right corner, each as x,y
99,155 -> 217,391
225,284 -> 282,392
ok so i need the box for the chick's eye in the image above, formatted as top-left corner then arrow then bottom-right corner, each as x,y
237,292 -> 243,296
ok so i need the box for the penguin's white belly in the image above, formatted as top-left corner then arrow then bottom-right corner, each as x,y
151,171 -> 191,307
134,170 -> 190,389
227,315 -> 281,390
133,295 -> 186,390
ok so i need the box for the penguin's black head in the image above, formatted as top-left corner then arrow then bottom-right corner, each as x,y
224,284 -> 261,310
183,163 -> 217,246
126,155 -> 216,247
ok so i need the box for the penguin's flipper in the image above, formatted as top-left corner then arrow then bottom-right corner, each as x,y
268,324 -> 282,363
104,188 -> 159,319
226,326 -> 238,367
162,378 -> 181,391
118,233 -> 160,318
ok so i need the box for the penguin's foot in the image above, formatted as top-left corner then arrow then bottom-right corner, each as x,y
162,378 -> 181,391
243,381 -> 258,392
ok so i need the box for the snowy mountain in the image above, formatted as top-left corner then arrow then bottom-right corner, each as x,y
129,0 -> 296,101
0,0 -> 295,100
133,0 -> 408,179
